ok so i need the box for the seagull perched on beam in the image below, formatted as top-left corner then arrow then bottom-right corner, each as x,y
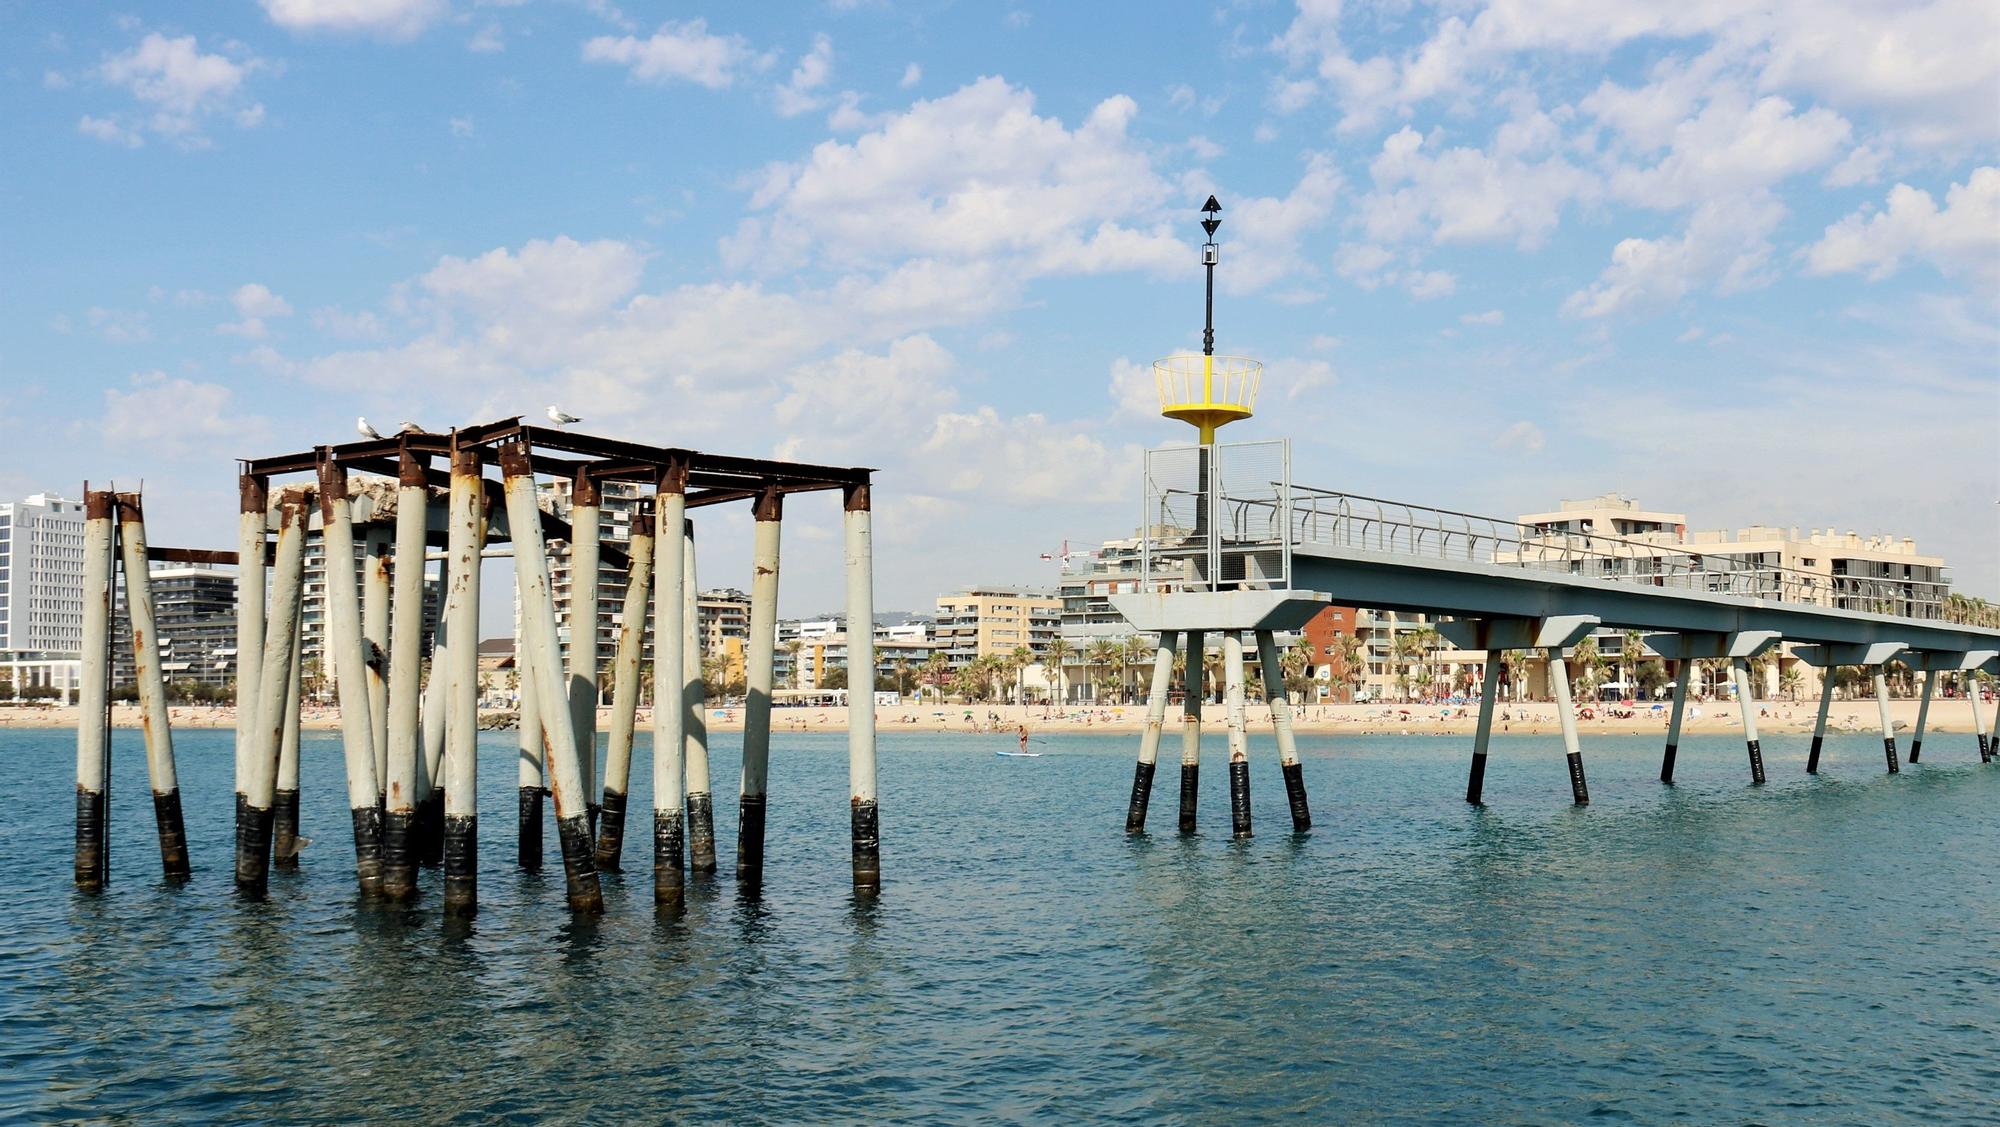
357,416 -> 385,440
397,420 -> 424,435
546,405 -> 582,427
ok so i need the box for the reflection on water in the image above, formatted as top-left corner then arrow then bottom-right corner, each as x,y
1,726 -> 1995,1122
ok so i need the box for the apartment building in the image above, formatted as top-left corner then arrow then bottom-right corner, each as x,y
0,492 -> 85,700
934,586 -> 1059,670
111,564 -> 238,690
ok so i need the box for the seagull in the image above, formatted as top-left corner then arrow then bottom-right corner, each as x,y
357,416 -> 385,440
396,420 -> 424,435
546,405 -> 582,427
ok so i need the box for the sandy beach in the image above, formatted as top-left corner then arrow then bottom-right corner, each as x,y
3,697 -> 1986,739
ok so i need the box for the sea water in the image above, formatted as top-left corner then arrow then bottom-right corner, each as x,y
1,725 -> 1995,1123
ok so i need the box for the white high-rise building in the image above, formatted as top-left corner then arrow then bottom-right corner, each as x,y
0,492 -> 86,701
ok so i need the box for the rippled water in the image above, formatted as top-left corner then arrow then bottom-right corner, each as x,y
2,723 -> 1997,1123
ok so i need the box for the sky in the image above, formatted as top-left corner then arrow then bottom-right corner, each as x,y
2,0 -> 1996,627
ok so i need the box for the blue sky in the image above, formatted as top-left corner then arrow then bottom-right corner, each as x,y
3,0 -> 1996,620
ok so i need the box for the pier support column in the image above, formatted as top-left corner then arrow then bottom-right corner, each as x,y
599,507 -> 655,874
232,474 -> 268,866
738,486 -> 783,888
1466,649 -> 1501,805
74,490 -> 114,889
1988,686 -> 1997,764
1255,630 -> 1311,831
238,494 -> 307,897
1662,658 -> 1692,784
1873,669 -> 1899,774
1548,648 -> 1588,805
117,493 -> 191,881
318,457 -> 383,897
682,519 -> 716,874
651,477 -> 687,904
566,469 -> 602,839
1125,631 -> 1180,833
1224,631 -> 1250,839
1732,657 -> 1765,785
1972,676 -> 1990,763
274,642 -> 302,868
1179,630 -> 1205,834
845,482 -> 881,892
362,527 -> 392,806
441,447 -> 484,917
418,546 -> 455,868
517,651 -> 545,869
1808,669 -> 1836,774
381,446 -> 428,900
499,442 -> 603,914
1909,672 -> 1933,762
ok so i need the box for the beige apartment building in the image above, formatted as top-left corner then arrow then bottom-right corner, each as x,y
934,586 -> 1060,670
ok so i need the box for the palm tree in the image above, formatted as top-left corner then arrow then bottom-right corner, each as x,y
1086,639 -> 1119,704
1337,632 -> 1366,702
1043,637 -> 1075,712
1570,636 -> 1607,703
1283,639 -> 1314,699
892,656 -> 913,698
1008,645 -> 1033,704
1621,629 -> 1646,694
921,651 -> 949,704
1778,662 -> 1804,701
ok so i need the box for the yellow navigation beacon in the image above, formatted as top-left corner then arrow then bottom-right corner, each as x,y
1155,195 -> 1260,445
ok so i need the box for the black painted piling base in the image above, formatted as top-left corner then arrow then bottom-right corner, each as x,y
736,794 -> 767,886
381,809 -> 417,899
1660,743 -> 1678,784
1747,739 -> 1766,785
686,793 -> 716,874
234,794 -> 274,896
443,814 -> 476,918
1283,760 -> 1311,831
654,809 -> 685,904
851,799 -> 880,892
1807,735 -> 1824,774
272,789 -> 301,871
1229,761 -> 1252,839
1979,734 -> 1991,764
587,802 -> 601,843
555,814 -> 605,914
518,786 -> 545,870
1909,739 -> 1922,763
595,790 -> 628,871
1883,737 -> 1900,774
75,786 -> 107,889
1177,764 -> 1198,834
1466,752 -> 1488,805
349,804 -> 384,898
1566,752 -> 1590,805
1124,761 -> 1155,833
153,789 -> 191,881
418,789 -> 445,868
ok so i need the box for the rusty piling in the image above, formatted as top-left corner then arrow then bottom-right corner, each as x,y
738,485 -> 783,888
74,490 -> 115,889
238,493 -> 308,896
273,639 -> 303,868
652,469 -> 688,904
318,456 -> 383,897
362,526 -> 392,804
598,504 -> 656,873
566,469 -> 603,840
682,518 -> 717,874
381,446 -> 429,899
845,482 -> 880,892
118,493 -> 192,880
441,445 -> 484,917
232,473 -> 268,867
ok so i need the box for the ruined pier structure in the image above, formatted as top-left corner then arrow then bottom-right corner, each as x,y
78,419 -> 880,914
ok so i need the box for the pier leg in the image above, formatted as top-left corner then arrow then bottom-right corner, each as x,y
1873,669 -> 1899,774
118,496 -> 192,880
845,484 -> 881,892
238,496 -> 308,897
738,487 -> 783,888
418,546 -> 454,869
1179,630 -> 1205,834
517,652 -> 545,869
74,491 -> 114,889
682,520 -> 716,874
1126,631 -> 1180,833
652,484 -> 687,904
566,470 -> 602,840
1808,668 -> 1836,774
1466,649 -> 1500,805
362,527 -> 392,808
1909,672 -> 1933,763
317,459 -> 383,897
598,509 -> 656,874
1662,658 -> 1692,783
233,475 -> 267,862
499,442 -> 603,914
1972,676 -> 1990,763
382,447 -> 428,899
1732,657 -> 1765,785
1548,648 -> 1588,805
273,643 -> 302,868
1255,630 -> 1311,831
1224,631 -> 1250,839
441,449 -> 484,917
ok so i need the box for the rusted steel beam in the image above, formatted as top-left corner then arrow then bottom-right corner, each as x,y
145,546 -> 239,564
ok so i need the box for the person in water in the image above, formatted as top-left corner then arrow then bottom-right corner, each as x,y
1018,725 -> 1029,753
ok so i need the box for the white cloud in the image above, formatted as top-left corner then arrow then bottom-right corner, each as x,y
1404,270 -> 1456,298
90,33 -> 266,147
1564,192 -> 1787,317
261,0 -> 448,39
899,63 -> 921,89
219,283 -> 293,337
1493,420 -> 1545,452
1360,116 -> 1595,249
103,373 -> 267,458
1461,309 -> 1504,325
449,115 -> 474,138
1805,167 -> 2000,298
775,34 -> 833,117
1824,144 -> 1888,188
1215,153 -> 1343,293
87,307 -> 151,343
467,24 -> 504,53
583,20 -> 763,89
1603,90 -> 1850,210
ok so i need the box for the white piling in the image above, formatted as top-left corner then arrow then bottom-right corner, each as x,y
1123,630 -> 1180,833
1661,657 -> 1692,783
845,483 -> 880,891
74,490 -> 115,889
1873,669 -> 1899,774
1224,631 -> 1250,839
117,493 -> 191,880
1733,656 -> 1765,784
381,447 -> 428,899
1255,629 -> 1311,831
1178,630 -> 1205,833
1909,671 -> 1934,762
318,458 -> 383,897
273,637 -> 303,869
1808,666 -> 1836,774
597,506 -> 656,874
237,493 -> 308,896
1548,647 -> 1588,804
441,447 -> 484,916
362,526 -> 392,804
1466,649 -> 1501,805
738,485 -> 783,886
652,478 -> 688,903
1971,674 -> 1990,763
566,470 -> 603,836
233,474 -> 268,845
517,645 -> 545,869
682,518 -> 716,874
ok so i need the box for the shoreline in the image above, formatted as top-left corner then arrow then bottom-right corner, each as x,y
1,698 -> 1984,738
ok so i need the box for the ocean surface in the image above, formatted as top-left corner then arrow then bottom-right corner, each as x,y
2,723 -> 1996,1124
